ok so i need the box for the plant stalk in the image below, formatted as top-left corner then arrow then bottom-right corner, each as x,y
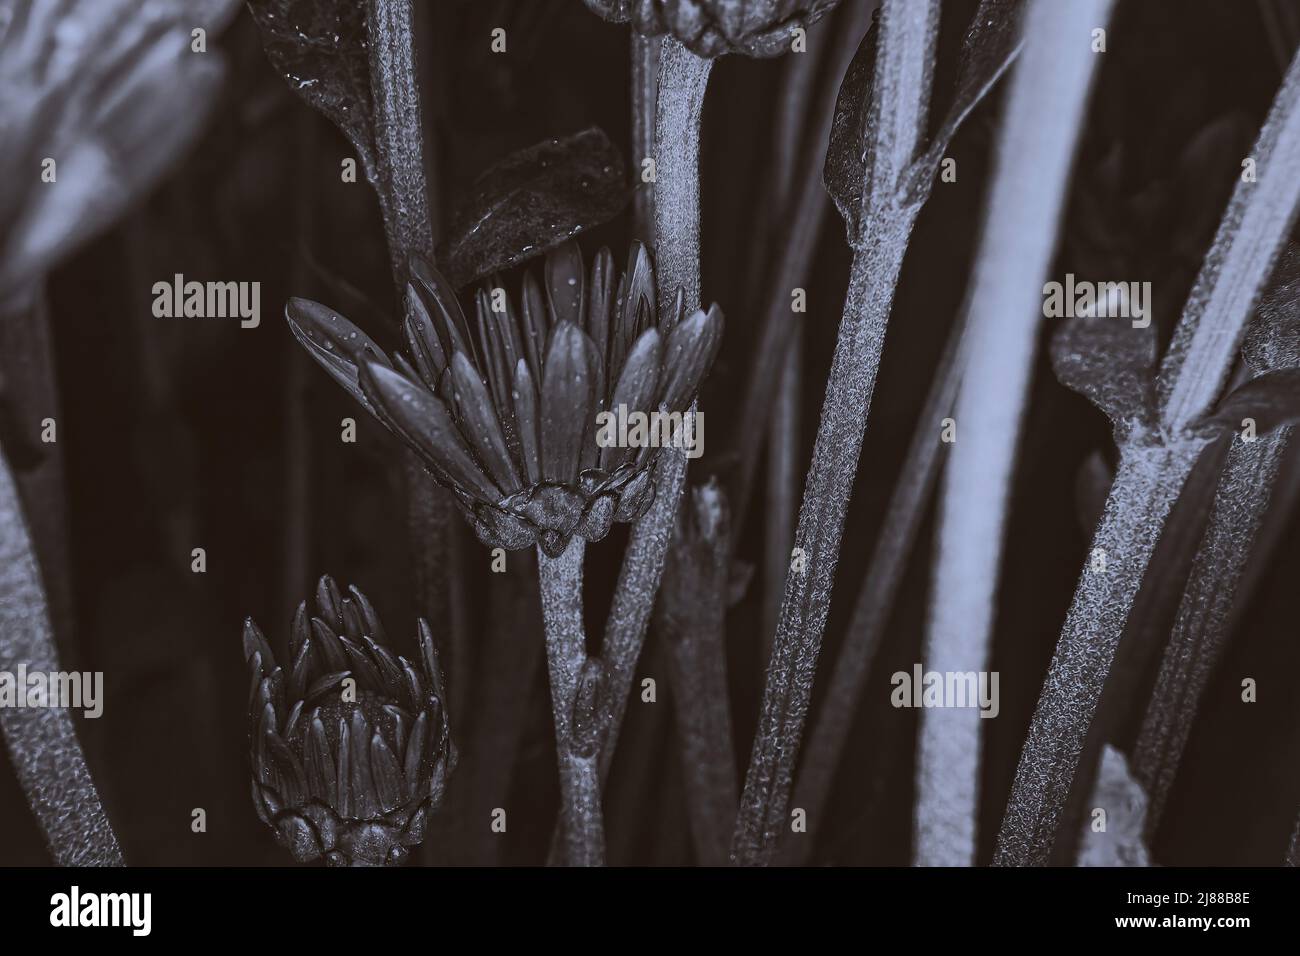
779,314 -> 964,863
596,38 -> 711,782
997,38 -> 1300,866
1133,427 -> 1290,833
0,444 -> 122,865
731,0 -> 939,867
917,0 -> 1112,866
537,539 -> 604,866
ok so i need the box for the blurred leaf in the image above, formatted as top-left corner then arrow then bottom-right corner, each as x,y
246,0 -> 377,181
1200,368 -> 1300,437
0,0 -> 228,301
919,0 -> 1025,174
1076,746 -> 1150,867
822,18 -> 879,241
824,0 -> 1023,242
437,127 -> 629,289
1050,318 -> 1158,430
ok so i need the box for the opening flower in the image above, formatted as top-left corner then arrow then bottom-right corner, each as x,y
243,576 -> 454,867
583,0 -> 842,58
286,240 -> 724,557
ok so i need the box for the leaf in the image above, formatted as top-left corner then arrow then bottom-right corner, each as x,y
824,0 -> 1025,241
822,18 -> 879,241
1242,243 -> 1300,375
436,127 -> 630,289
1200,368 -> 1300,437
1049,318 -> 1157,429
919,0 -> 1026,174
246,0 -> 377,182
1076,746 -> 1150,867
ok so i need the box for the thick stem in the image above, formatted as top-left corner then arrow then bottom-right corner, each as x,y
730,0 -> 940,868
658,483 -> 738,865
538,539 -> 604,865
994,438 -> 1205,866
596,39 -> 711,782
664,605 -> 736,866
1133,427 -> 1290,833
732,228 -> 908,866
366,0 -> 464,731
917,0 -> 1111,866
0,293 -> 73,652
778,314 -> 964,864
997,37 -> 1300,868
0,444 -> 122,865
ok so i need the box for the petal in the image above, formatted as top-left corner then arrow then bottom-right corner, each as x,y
286,298 -> 391,412
451,351 -> 523,493
310,618 -> 349,673
611,242 -> 655,374
657,304 -> 724,413
512,359 -> 542,485
403,281 -> 448,390
475,287 -> 514,417
315,576 -> 344,630
541,323 -> 596,484
410,257 -> 478,370
370,732 -> 404,812
305,716 -> 337,806
242,618 -> 275,671
600,328 -> 662,471
349,711 -> 379,819
519,271 -> 547,379
358,360 -> 501,501
587,247 -> 616,402
404,712 -> 428,789
545,240 -> 586,328
346,585 -> 386,644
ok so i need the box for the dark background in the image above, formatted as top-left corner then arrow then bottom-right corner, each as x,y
1,0 -> 1297,865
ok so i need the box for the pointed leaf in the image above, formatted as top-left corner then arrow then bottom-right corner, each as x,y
436,127 -> 630,288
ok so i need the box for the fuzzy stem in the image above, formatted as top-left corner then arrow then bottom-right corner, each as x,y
994,439 -> 1202,865
0,293 -> 73,650
730,0 -> 939,867
658,485 -> 738,865
596,38 -> 711,782
366,0 -> 464,730
917,0 -> 1111,866
997,39 -> 1300,867
662,598 -> 736,864
538,538 -> 604,866
764,329 -> 802,652
1133,427 -> 1290,833
779,314 -> 964,864
0,444 -> 122,865
730,6 -> 876,539
631,34 -> 661,244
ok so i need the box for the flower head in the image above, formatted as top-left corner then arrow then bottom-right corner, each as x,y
287,241 -> 723,557
243,576 -> 454,866
583,0 -> 842,58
